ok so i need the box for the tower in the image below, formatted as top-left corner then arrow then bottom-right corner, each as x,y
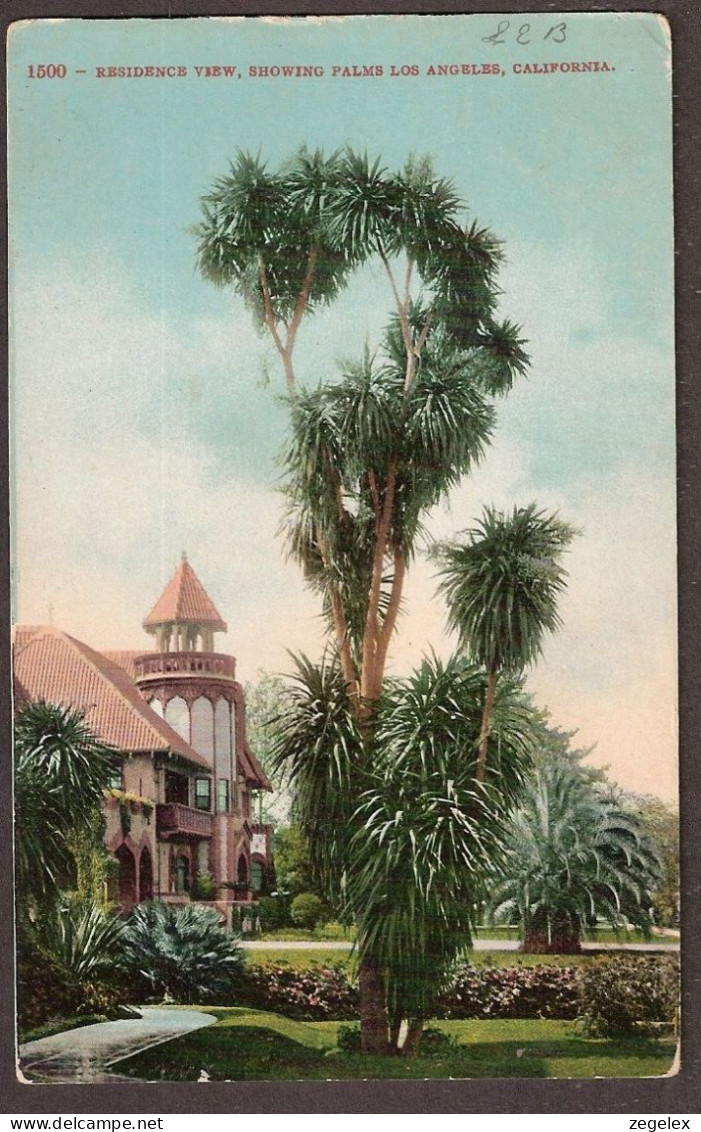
133,555 -> 269,901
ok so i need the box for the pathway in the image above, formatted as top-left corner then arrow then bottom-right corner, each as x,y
18,1007 -> 216,1084
242,938 -> 680,952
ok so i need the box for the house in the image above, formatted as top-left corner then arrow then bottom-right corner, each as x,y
13,556 -> 273,927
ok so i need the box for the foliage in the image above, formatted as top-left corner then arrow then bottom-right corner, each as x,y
489,760 -> 662,951
290,892 -> 325,930
347,656 -> 537,1027
336,1023 -> 362,1053
438,960 -> 580,1020
433,505 -> 576,782
14,701 -> 122,905
274,823 -> 317,898
625,795 -> 679,928
190,870 -> 219,901
239,961 -> 358,1020
577,955 -> 679,1037
197,149 -> 559,1054
41,899 -> 127,981
121,902 -> 245,1004
244,671 -> 293,824
255,893 -> 293,932
16,937 -> 130,1035
66,811 -> 119,910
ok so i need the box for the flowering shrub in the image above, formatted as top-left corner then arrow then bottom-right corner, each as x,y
241,962 -> 359,1020
437,961 -> 580,1020
577,955 -> 679,1037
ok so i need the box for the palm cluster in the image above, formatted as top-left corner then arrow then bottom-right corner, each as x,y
273,653 -> 539,1040
489,762 -> 661,952
196,148 -> 528,392
14,700 -> 121,904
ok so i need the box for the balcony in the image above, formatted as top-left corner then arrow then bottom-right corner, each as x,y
134,651 -> 236,682
156,802 -> 212,840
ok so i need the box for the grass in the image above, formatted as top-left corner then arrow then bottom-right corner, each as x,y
257,924 -> 671,945
114,1007 -> 677,1081
245,949 -> 596,973
20,1013 -> 110,1044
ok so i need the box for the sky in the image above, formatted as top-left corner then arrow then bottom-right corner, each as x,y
8,13 -> 677,800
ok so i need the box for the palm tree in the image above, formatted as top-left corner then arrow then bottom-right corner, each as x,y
434,504 -> 576,782
198,148 -> 530,1053
274,654 -> 539,1054
14,700 -> 121,905
122,903 -> 245,1004
489,762 -> 661,953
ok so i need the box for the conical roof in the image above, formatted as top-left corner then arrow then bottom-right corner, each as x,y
143,557 -> 227,633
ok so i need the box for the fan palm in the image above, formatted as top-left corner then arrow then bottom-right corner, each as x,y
434,504 -> 576,782
122,902 -> 245,1004
489,762 -> 661,953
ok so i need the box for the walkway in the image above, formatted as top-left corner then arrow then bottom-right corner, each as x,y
242,938 -> 680,952
18,1007 -> 216,1084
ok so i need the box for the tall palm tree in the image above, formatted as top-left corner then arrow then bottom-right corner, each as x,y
274,654 -> 538,1054
14,700 -> 121,905
434,504 -> 576,782
489,762 -> 661,953
198,147 -> 530,1053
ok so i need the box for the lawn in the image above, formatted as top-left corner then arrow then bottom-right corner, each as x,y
245,948 -> 596,972
114,1007 -> 677,1081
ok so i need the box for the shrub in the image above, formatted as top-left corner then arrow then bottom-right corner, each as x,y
419,1026 -> 458,1055
290,892 -> 324,930
336,1023 -> 361,1052
190,871 -> 218,901
121,902 -> 245,1004
256,893 -> 293,932
437,961 -> 580,1020
240,961 -> 358,1020
577,955 -> 679,1037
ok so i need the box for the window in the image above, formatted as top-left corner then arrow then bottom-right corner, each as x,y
217,778 -> 230,813
164,696 -> 189,741
191,697 -> 214,762
194,777 -> 212,811
251,860 -> 264,893
107,766 -> 123,790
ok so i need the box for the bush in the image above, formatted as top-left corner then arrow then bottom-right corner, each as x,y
577,955 -> 679,1037
241,961 -> 358,1020
121,902 -> 245,1004
190,871 -> 218,901
290,892 -> 324,930
256,893 -> 293,932
437,961 -> 580,1020
336,1023 -> 361,1052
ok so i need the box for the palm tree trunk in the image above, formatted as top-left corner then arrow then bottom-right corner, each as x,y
359,954 -> 389,1053
402,1016 -> 424,1057
476,662 -> 499,783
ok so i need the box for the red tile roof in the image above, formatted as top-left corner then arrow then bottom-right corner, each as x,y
13,626 -> 210,769
102,650 -> 141,682
143,559 -> 227,632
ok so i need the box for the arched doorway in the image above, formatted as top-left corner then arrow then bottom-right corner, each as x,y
115,843 -> 137,910
174,853 -> 190,895
237,853 -> 248,886
139,846 -> 153,902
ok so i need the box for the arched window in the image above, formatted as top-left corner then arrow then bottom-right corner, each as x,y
214,699 -> 231,777
251,860 -> 264,894
148,697 -> 164,718
191,697 -> 214,762
164,696 -> 189,742
175,854 -> 190,894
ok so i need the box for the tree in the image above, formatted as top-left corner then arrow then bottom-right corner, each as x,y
488,761 -> 661,952
14,700 -> 121,907
434,504 -> 576,782
273,654 -> 538,1052
244,671 -> 293,825
197,149 -> 534,1053
625,795 -> 679,928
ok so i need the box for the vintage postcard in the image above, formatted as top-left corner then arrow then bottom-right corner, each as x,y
7,11 -> 679,1094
